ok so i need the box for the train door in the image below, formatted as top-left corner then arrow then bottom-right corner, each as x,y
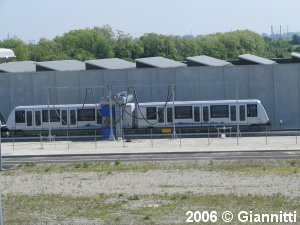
193,106 -> 201,124
157,107 -> 165,126
247,104 -> 258,125
59,108 -> 76,128
229,105 -> 237,124
25,110 -> 33,129
166,107 -> 173,126
202,105 -> 210,124
239,105 -> 246,124
61,109 -> 68,127
34,110 -> 42,129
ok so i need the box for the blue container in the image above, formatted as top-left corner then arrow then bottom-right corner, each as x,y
102,104 -> 116,140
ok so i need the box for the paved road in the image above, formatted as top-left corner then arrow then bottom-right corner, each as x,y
2,150 -> 300,167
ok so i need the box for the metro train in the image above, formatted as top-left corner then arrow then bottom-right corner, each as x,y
3,99 -> 269,133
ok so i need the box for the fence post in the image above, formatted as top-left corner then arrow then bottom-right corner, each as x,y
40,133 -> 44,149
179,128 -> 182,147
94,130 -> 97,148
0,192 -> 3,225
0,120 -> 2,171
208,127 -> 210,146
265,126 -> 268,145
151,129 -> 153,148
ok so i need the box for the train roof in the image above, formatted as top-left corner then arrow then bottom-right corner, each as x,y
13,104 -> 100,110
12,102 -> 136,110
137,99 -> 262,106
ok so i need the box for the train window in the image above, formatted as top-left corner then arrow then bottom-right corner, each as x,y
70,110 -> 76,125
158,108 -> 164,123
175,106 -> 192,119
50,110 -> 60,122
77,109 -> 95,121
146,107 -> 157,120
42,110 -> 49,122
194,107 -> 200,122
167,107 -> 173,123
26,111 -> 32,126
230,106 -> 236,121
210,105 -> 229,118
61,110 -> 67,125
96,109 -> 102,124
239,105 -> 246,121
35,111 -> 41,126
15,111 -> 25,123
203,106 -> 209,122
247,104 -> 257,117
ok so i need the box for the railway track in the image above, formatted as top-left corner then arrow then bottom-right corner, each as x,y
2,150 -> 300,167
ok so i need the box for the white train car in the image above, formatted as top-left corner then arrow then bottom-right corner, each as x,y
134,99 -> 269,128
6,103 -> 136,131
6,104 -> 102,131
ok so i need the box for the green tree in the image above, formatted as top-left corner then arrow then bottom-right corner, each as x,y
113,31 -> 143,60
54,28 -> 114,61
291,34 -> 300,45
34,38 -> 70,61
0,37 -> 29,61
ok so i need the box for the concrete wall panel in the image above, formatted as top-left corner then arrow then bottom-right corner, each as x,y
248,65 -> 274,126
127,69 -> 153,102
9,73 -> 33,108
273,64 -> 300,128
0,74 -> 11,117
199,66 -> 225,100
175,67 -> 200,101
32,72 -> 56,105
79,70 -> 105,104
54,71 -> 81,104
224,66 -> 249,99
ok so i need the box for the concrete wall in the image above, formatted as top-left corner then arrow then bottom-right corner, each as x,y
0,63 -> 300,128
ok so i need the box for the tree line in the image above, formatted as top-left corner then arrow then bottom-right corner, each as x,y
1,25 -> 299,62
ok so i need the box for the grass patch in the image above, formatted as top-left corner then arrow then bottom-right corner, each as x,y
4,159 -> 300,176
4,193 -> 298,224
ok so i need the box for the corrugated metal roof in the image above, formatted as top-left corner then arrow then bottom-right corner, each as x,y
291,52 -> 300,59
35,60 -> 85,71
135,56 -> 186,68
0,61 -> 36,73
186,55 -> 232,66
0,48 -> 16,62
85,58 -> 136,70
238,54 -> 276,65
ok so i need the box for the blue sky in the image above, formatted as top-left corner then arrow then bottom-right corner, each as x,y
1,0 -> 299,42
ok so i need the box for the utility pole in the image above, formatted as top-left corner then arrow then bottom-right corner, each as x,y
0,119 -> 3,225
108,86 -> 115,141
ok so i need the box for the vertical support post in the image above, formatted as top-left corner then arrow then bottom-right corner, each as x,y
179,128 -> 182,147
40,133 -> 44,149
0,192 -> 2,225
94,130 -> 97,148
208,127 -> 210,146
67,130 -> 70,149
48,88 -> 52,141
108,85 -> 115,141
0,120 -> 2,225
151,129 -> 153,148
265,126 -> 268,145
120,104 -> 124,141
236,81 -> 239,146
172,84 -> 176,139
0,120 -> 2,171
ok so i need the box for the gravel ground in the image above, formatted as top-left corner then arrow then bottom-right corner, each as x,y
1,160 -> 299,225
1,163 -> 299,197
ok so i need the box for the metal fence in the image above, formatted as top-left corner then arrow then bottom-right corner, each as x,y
1,129 -> 300,153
